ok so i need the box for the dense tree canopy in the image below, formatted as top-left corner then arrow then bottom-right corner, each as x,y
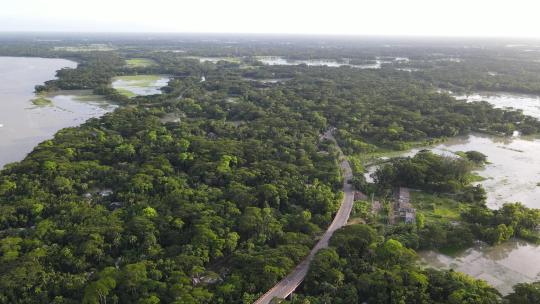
1,35 -> 540,303
286,224 -> 502,304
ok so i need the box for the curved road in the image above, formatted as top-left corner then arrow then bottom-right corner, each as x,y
254,130 -> 354,304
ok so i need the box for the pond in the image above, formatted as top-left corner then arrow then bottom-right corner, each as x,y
111,75 -> 170,97
0,57 -> 117,168
419,239 -> 540,295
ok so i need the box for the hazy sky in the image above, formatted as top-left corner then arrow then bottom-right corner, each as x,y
2,0 -> 540,37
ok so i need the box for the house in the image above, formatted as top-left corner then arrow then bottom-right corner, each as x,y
394,187 -> 416,224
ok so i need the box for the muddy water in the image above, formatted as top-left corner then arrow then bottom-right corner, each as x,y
401,134 -> 540,209
366,91 -> 540,209
416,92 -> 540,292
255,56 -> 404,69
0,57 -> 116,168
455,92 -> 540,120
420,239 -> 540,295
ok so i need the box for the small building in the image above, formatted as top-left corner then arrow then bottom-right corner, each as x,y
394,187 -> 416,224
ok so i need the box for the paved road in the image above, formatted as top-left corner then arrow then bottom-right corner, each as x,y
254,130 -> 354,304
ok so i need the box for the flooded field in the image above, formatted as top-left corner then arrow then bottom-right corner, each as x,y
111,75 -> 170,97
0,57 -> 116,168
455,92 -> 540,120
400,134 -> 540,209
366,91 -> 540,209
255,56 -> 406,69
188,56 -> 241,63
242,77 -> 291,83
415,91 -> 540,293
420,239 -> 540,295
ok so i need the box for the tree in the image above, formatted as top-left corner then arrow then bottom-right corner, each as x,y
304,248 -> 344,294
505,281 -> 540,304
83,267 -> 118,304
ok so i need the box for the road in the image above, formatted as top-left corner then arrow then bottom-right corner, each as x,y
253,130 -> 354,304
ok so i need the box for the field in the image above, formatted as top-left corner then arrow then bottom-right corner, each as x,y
125,58 -> 157,68
411,191 -> 462,224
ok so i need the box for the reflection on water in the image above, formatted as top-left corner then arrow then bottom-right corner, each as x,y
0,57 -> 116,169
420,239 -> 540,295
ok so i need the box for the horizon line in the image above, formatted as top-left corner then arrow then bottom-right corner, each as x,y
1,31 -> 540,41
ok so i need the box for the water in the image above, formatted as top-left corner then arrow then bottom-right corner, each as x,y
448,92 -> 540,209
384,134 -> 540,210
111,75 -> 170,97
455,92 -> 540,120
255,56 -> 404,69
366,91 -> 540,209
242,77 -> 291,83
407,92 -> 540,293
420,239 -> 540,295
196,57 -> 237,63
0,57 -> 116,168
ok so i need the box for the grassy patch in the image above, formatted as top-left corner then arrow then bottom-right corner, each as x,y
31,96 -> 53,106
126,58 -> 156,68
114,88 -> 136,98
467,173 -> 486,183
354,138 -> 447,167
113,75 -> 163,87
411,191 -> 462,224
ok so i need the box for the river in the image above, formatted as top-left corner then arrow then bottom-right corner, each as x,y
0,57 -> 116,168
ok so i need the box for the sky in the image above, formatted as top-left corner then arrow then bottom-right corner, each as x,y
1,0 -> 540,37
